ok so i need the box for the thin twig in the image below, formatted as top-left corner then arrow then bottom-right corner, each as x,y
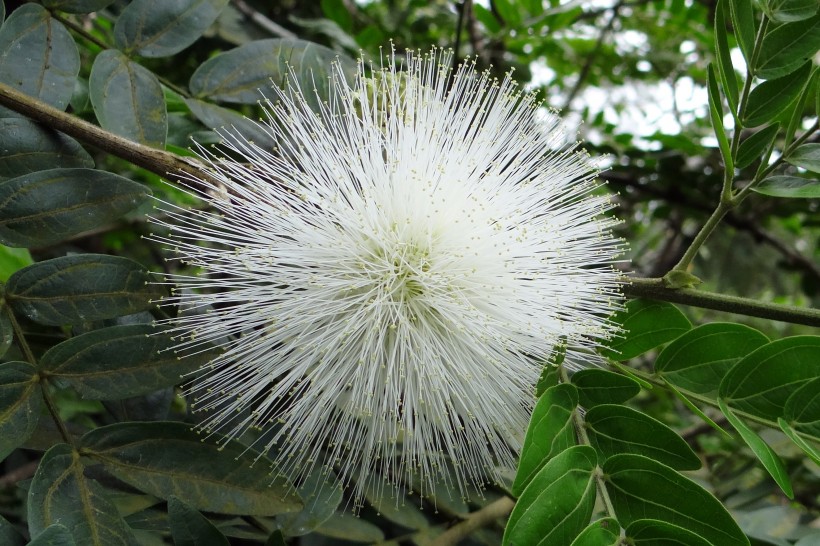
230,0 -> 296,39
429,497 -> 515,546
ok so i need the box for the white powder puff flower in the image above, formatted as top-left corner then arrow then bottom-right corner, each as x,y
150,48 -> 623,502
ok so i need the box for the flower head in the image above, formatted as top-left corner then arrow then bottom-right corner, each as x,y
152,49 -> 622,502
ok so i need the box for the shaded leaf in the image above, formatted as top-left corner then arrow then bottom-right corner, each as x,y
504,446 -> 597,546
708,64 -> 734,172
585,405 -> 701,470
189,38 -> 356,109
756,14 -> 820,80
626,519 -> 712,546
28,444 -> 138,545
114,0 -> 229,58
0,168 -> 149,248
0,361 -> 43,460
6,255 -> 165,326
569,518 -> 620,546
278,466 -> 344,536
736,124 -> 780,169
39,324 -> 214,400
655,323 -> 769,396
28,524 -> 77,546
184,98 -> 277,151
363,481 -> 428,530
715,0 -> 739,112
512,383 -> 578,496
744,62 -> 812,127
313,512 -> 384,543
103,389 -> 174,422
765,0 -> 819,22
783,376 -> 820,437
0,304 -> 13,358
0,4 -> 80,111
266,530 -> 287,546
752,175 -> 820,198
168,496 -> 230,546
89,50 -> 167,147
0,118 -> 93,179
718,399 -> 793,498
729,0 -> 756,65
719,336 -> 820,421
778,418 -> 820,465
0,514 -> 25,546
80,422 -> 302,516
40,0 -> 116,14
785,143 -> 820,172
571,369 -> 640,407
601,299 -> 691,360
604,454 -> 749,546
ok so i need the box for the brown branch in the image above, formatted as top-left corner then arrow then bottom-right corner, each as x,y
430,496 -> 516,546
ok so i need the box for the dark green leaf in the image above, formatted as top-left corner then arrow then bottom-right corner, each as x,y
715,0 -> 739,113
362,480 -> 429,529
184,98 -> 277,151
0,168 -> 149,248
626,520 -> 712,546
512,383 -> 578,496
278,467 -> 343,536
729,0 -> 756,68
655,323 -> 769,396
6,255 -> 165,326
168,496 -> 230,546
718,399 -> 793,498
0,306 -> 13,358
28,444 -> 138,545
720,336 -> 820,421
572,369 -> 640,407
752,175 -> 820,198
708,64 -> 734,172
80,422 -> 302,515
603,454 -> 749,546
266,530 -> 287,546
0,514 -> 25,546
0,2 -> 4,25
778,418 -> 820,465
756,14 -> 820,80
103,389 -> 174,422
0,4 -> 80,111
783,376 -> 820,437
504,446 -> 598,546
39,324 -> 213,400
585,405 -> 700,470
28,524 -> 77,546
601,299 -> 691,360
0,118 -> 93,179
744,62 -> 812,126
785,66 -> 817,145
189,38 -> 357,108
114,0 -> 229,58
535,339 -> 565,397
89,50 -> 167,147
569,518 -> 620,546
313,513 -> 384,542
321,0 -> 353,32
40,0 -> 116,14
785,143 -> 820,172
736,124 -> 780,169
765,0 -> 819,22
0,361 -> 43,460
493,0 -> 521,26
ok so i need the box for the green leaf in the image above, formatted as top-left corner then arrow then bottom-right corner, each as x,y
655,323 -> 769,396
493,0 -> 521,26
89,50 -> 167,147
783,376 -> 820,438
114,0 -> 229,58
752,175 -> 820,198
6,255 -> 165,326
362,480 -> 429,530
321,0 -> 353,32
718,399 -> 793,498
784,67 -> 817,145
756,14 -> 820,80
785,143 -> 820,172
778,418 -> 820,465
40,0 -> 116,14
0,118 -> 93,179
0,4 -> 80,111
765,0 -> 819,22
744,62 -> 812,127
0,245 -> 33,283
0,309 -> 11,359
0,361 -> 42,460
28,444 -> 138,545
603,454 -> 749,546
729,0 -> 756,68
715,0 -> 739,113
189,38 -> 357,109
277,466 -> 343,536
736,124 -> 780,169
168,496 -> 230,546
504,446 -> 598,546
266,530 -> 287,546
39,324 -> 214,400
80,422 -> 302,516
512,383 -> 578,496
313,512 -> 384,542
535,339 -> 566,397
0,514 -> 25,546
601,299 -> 691,361
184,98 -> 277,151
569,518 -> 620,546
720,336 -> 820,421
707,64 -> 734,172
0,167 -> 149,248
626,519 -> 712,546
28,524 -> 77,546
585,405 -> 701,470
572,369 -> 640,407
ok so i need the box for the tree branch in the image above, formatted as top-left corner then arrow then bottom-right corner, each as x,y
429,496 -> 515,546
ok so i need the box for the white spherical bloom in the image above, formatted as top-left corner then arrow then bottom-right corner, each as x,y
151,49 -> 623,502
